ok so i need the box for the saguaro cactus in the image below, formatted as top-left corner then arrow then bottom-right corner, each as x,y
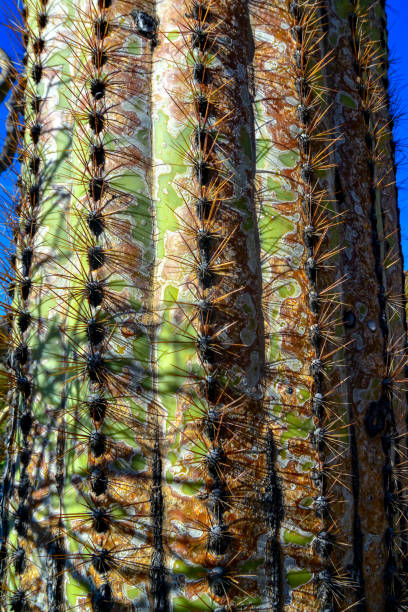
0,0 -> 406,610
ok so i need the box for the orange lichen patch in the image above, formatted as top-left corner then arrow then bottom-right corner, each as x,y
120,321 -> 139,338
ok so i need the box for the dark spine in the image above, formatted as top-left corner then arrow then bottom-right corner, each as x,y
150,434 -> 169,611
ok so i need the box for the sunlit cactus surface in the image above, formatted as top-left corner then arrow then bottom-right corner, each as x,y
0,0 -> 407,611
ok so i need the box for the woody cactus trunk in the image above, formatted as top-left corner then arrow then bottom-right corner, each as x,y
0,0 -> 406,610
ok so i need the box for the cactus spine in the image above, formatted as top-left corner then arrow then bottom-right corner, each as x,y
0,0 -> 406,610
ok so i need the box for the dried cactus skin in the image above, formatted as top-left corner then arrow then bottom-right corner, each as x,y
0,0 -> 406,610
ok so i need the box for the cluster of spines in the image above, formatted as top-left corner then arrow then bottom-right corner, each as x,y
0,1 -> 50,607
1,0 -> 158,608
286,1 -> 348,608
56,1 -> 145,608
261,428 -> 283,611
249,0 -> 333,607
71,2 -> 115,608
190,0 -> 230,556
349,2 -> 407,608
58,0 -> 171,608
159,1 -> 268,606
183,2 -> 238,602
0,68 -> 25,612
20,1 -> 74,607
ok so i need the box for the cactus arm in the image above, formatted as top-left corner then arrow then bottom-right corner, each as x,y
0,48 -> 19,174
0,48 -> 15,103
0,83 -> 21,175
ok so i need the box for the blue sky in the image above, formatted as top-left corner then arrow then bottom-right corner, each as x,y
386,0 -> 408,265
0,0 -> 407,264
